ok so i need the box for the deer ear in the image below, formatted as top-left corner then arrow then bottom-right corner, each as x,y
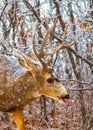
15,50 -> 42,70
15,50 -> 29,69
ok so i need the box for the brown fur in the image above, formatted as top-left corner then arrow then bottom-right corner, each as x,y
0,53 -> 69,130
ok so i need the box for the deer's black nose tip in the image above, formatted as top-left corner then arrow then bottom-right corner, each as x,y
62,94 -> 70,100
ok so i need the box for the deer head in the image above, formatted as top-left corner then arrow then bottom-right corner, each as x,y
14,20 -> 73,106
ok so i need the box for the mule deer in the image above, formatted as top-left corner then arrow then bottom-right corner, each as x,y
0,22 -> 74,130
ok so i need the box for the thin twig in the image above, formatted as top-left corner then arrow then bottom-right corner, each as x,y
61,79 -> 92,85
68,87 -> 93,91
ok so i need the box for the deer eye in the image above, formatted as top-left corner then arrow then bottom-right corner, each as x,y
47,78 -> 54,84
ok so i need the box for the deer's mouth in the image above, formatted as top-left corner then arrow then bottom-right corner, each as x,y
59,95 -> 72,105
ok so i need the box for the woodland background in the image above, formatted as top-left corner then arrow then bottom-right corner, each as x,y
0,0 -> 93,130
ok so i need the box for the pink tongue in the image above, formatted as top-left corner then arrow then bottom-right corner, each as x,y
63,98 -> 72,105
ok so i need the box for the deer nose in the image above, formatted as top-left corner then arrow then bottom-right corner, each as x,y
62,94 -> 70,99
